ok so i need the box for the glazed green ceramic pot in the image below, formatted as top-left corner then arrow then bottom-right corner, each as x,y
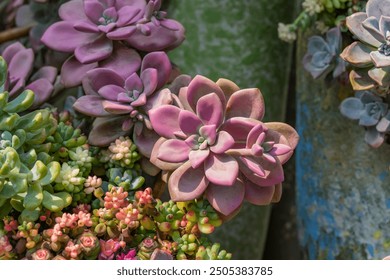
168,0 -> 296,259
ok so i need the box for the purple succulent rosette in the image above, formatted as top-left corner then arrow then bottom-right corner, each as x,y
1,42 -> 58,107
73,51 -> 172,159
340,0 -> 390,91
340,91 -> 390,147
41,0 -> 184,87
148,75 -> 299,216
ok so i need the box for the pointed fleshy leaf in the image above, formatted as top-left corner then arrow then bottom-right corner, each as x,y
61,56 -> 98,87
349,69 -> 376,91
59,0 -> 88,21
368,67 -> 390,87
107,26 -> 137,40
73,95 -> 111,117
82,67 -> 124,95
179,110 -> 202,135
216,78 -> 240,98
346,12 -> 381,47
196,93 -> 224,128
340,42 -> 375,67
83,0 -> 104,23
102,100 -> 133,114
157,139 -> 191,163
41,21 -> 98,52
226,88 -> 265,120
30,66 -> 58,84
117,6 -> 142,27
186,75 -> 226,112
239,156 -> 284,187
149,105 -> 183,138
75,35 -> 113,64
244,180 -> 275,206
189,149 -> 210,169
1,42 -> 25,65
26,79 -> 54,107
210,131 -> 235,154
141,52 -> 171,89
220,117 -> 259,147
370,51 -> 390,68
205,180 -> 245,216
199,125 -> 217,145
168,161 -> 209,201
240,156 -> 266,177
124,72 -> 143,92
8,48 -> 34,83
88,116 -> 129,146
98,84 -> 124,101
205,154 -> 238,186
140,68 -> 158,96
150,137 -> 183,171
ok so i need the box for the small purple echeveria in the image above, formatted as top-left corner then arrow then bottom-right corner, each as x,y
116,248 -> 137,260
73,51 -> 172,161
148,75 -> 299,216
340,91 -> 390,147
41,0 -> 184,87
1,42 -> 58,107
98,239 -> 121,260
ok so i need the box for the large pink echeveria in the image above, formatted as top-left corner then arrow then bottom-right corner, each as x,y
40,0 -> 184,87
148,75 -> 299,216
1,42 -> 58,107
73,51 -> 172,158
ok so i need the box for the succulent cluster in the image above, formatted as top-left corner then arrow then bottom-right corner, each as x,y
1,187 -> 229,260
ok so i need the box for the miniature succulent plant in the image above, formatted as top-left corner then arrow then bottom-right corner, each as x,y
73,51 -> 172,156
149,75 -> 299,216
303,27 -> 346,79
41,0 -> 184,87
340,0 -> 390,91
340,90 -> 390,147
1,45 -> 58,107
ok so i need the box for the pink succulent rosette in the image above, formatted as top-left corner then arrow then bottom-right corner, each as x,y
41,0 -> 184,87
149,75 -> 299,216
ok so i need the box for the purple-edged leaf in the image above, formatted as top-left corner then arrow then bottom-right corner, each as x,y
149,105 -> 183,139
30,66 -> 57,83
75,35 -> 113,64
116,6 -> 142,27
83,0 -> 104,23
157,139 -> 191,163
141,52 -> 171,89
346,12 -> 381,47
205,180 -> 245,216
179,110 -> 202,135
102,100 -> 133,114
61,56 -> 98,88
88,116 -> 129,147
150,138 -> 183,171
370,51 -> 390,68
83,68 -> 124,95
168,161 -> 209,201
73,95 -> 111,117
107,26 -> 137,40
124,73 -> 143,91
186,75 -> 226,112
340,97 -> 364,120
244,180 -> 275,206
199,125 -> 217,146
133,127 -> 160,158
210,131 -> 234,154
365,125 -> 385,148
98,84 -> 124,101
59,0 -> 87,21
169,75 -> 192,95
26,79 -> 53,107
130,92 -> 147,107
140,68 -> 158,96
239,157 -> 284,187
220,117 -> 259,147
100,43 -> 141,79
265,122 -> 299,151
41,21 -> 98,52
269,144 -> 292,157
226,88 -> 265,120
1,42 -> 25,65
247,123 -> 266,148
205,154 -> 238,186
73,20 -> 100,33
239,156 -> 265,177
216,78 -> 240,98
196,93 -> 224,128
340,42 -> 374,68
189,149 -> 210,169
8,48 -> 34,82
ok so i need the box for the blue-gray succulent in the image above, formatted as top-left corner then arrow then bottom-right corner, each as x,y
340,91 -> 390,147
303,27 -> 346,79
